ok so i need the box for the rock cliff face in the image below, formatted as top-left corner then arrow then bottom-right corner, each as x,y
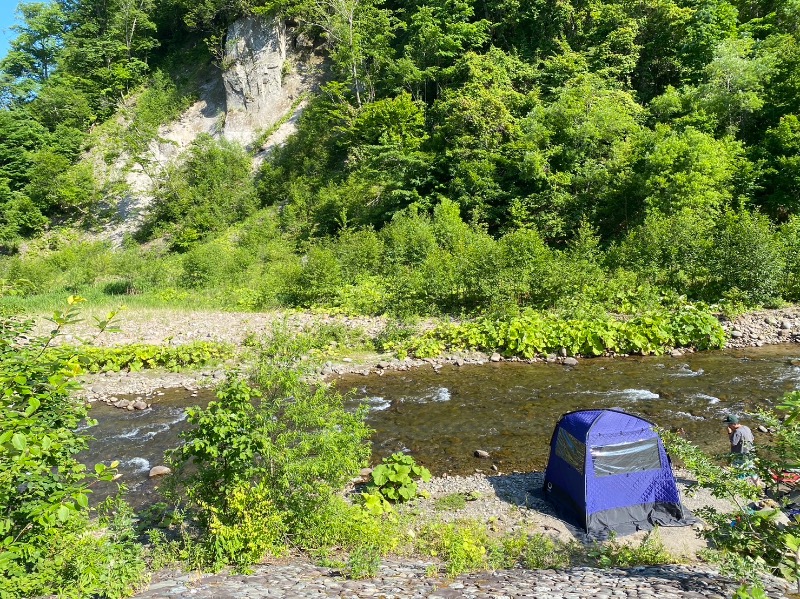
99,16 -> 324,245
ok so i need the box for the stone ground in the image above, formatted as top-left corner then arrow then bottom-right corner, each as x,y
135,561 -> 791,599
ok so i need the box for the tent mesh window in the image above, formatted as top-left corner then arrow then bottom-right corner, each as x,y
590,438 -> 662,477
555,428 -> 586,474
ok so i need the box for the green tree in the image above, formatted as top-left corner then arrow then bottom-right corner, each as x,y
310,0 -> 397,106
0,2 -> 65,101
59,0 -> 159,114
637,125 -> 746,217
514,74 -> 643,239
394,0 -> 490,102
0,109 -> 48,191
144,135 -> 258,249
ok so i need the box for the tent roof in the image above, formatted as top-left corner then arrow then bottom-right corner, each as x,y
555,408 -> 657,441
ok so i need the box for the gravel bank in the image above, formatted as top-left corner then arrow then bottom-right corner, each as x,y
65,305 -> 800,405
131,471 -> 788,598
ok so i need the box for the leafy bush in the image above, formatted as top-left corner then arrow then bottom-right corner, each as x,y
59,341 -> 233,373
0,298 -> 145,597
418,521 -> 491,576
368,452 -> 432,503
587,529 -> 673,567
142,135 -> 258,250
778,216 -> 800,301
710,210 -> 784,305
166,353 -> 372,569
396,304 -> 725,359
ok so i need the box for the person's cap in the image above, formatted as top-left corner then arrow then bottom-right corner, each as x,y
724,414 -> 740,424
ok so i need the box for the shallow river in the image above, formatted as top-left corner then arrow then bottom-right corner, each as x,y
84,345 -> 800,504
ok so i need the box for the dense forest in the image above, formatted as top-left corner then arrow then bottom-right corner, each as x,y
1,0 -> 799,316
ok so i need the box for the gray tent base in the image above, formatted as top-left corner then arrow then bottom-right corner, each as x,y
586,502 -> 697,539
544,482 -> 697,540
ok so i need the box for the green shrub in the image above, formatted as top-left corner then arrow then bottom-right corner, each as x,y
0,298 -> 145,597
143,135 -> 258,249
346,543 -> 382,579
286,246 -> 345,307
587,529 -> 673,567
518,534 -> 573,570
778,216 -> 800,301
368,452 -> 432,503
399,304 -> 725,359
334,228 -> 385,281
180,239 -> 255,289
710,210 -> 783,305
166,359 -> 372,570
418,521 -> 491,576
611,209 -> 715,297
486,531 -> 573,570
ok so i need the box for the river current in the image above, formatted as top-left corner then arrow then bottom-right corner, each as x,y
84,344 -> 800,504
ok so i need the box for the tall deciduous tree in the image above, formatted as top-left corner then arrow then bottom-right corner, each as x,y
309,0 -> 396,106
0,2 -> 66,101
58,0 -> 159,114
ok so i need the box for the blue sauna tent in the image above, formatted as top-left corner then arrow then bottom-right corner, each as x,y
543,409 -> 695,538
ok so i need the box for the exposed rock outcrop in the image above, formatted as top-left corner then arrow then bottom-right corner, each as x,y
97,16 -> 325,246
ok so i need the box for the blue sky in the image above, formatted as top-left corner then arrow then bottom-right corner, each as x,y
0,0 -> 22,61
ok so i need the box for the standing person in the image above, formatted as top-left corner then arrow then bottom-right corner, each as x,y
725,414 -> 755,456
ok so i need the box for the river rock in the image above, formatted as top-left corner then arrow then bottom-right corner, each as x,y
377,361 -> 390,369
563,357 -> 579,367
758,425 -> 768,433
490,353 -> 502,362
474,450 -> 490,459
670,349 -> 683,357
132,400 -> 148,410
115,399 -> 130,409
781,320 -> 793,330
149,466 -> 172,477
730,330 -> 743,338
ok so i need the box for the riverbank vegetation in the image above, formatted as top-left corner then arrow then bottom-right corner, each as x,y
0,299 -> 146,598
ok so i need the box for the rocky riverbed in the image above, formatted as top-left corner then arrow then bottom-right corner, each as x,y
721,307 -> 800,349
